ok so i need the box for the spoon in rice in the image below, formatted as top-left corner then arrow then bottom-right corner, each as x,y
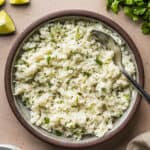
91,30 -> 150,103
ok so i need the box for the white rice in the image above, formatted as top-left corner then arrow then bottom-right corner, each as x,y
13,19 -> 136,139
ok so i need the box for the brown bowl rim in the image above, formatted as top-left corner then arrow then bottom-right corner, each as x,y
4,10 -> 144,148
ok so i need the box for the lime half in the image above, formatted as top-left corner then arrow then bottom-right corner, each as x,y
0,10 -> 16,35
10,0 -> 30,5
0,0 -> 5,6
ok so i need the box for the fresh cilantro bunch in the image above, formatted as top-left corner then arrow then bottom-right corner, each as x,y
107,0 -> 150,34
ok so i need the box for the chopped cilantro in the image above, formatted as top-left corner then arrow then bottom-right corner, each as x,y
54,130 -> 62,136
44,117 -> 50,124
141,22 -> 150,34
107,0 -> 150,34
83,72 -> 91,77
47,55 -> 51,64
48,81 -> 53,87
95,56 -> 103,66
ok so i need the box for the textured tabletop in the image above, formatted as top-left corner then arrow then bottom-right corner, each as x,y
0,0 -> 150,150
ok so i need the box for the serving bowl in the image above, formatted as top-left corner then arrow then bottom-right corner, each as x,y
5,10 -> 144,148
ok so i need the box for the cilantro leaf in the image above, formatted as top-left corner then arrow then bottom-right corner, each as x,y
107,0 -> 150,34
111,0 -> 121,13
141,22 -> 150,34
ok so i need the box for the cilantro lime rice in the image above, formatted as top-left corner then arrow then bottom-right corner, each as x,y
13,18 -> 136,139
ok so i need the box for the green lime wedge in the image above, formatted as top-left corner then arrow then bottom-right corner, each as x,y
0,0 -> 5,6
0,10 -> 16,35
10,0 -> 29,5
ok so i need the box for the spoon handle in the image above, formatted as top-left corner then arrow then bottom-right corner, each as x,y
121,69 -> 150,103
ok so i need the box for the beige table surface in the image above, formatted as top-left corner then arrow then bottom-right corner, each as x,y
0,0 -> 150,150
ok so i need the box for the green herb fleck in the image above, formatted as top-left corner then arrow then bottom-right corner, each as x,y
124,94 -> 130,101
48,81 -> 53,87
95,56 -> 103,66
76,27 -> 82,40
47,55 -> 51,64
83,72 -> 91,77
22,100 -> 28,106
44,117 -> 50,124
54,130 -> 62,136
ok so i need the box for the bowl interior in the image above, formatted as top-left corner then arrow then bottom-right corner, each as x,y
9,14 -> 140,146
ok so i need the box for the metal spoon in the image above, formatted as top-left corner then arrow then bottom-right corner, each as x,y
91,30 -> 150,103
